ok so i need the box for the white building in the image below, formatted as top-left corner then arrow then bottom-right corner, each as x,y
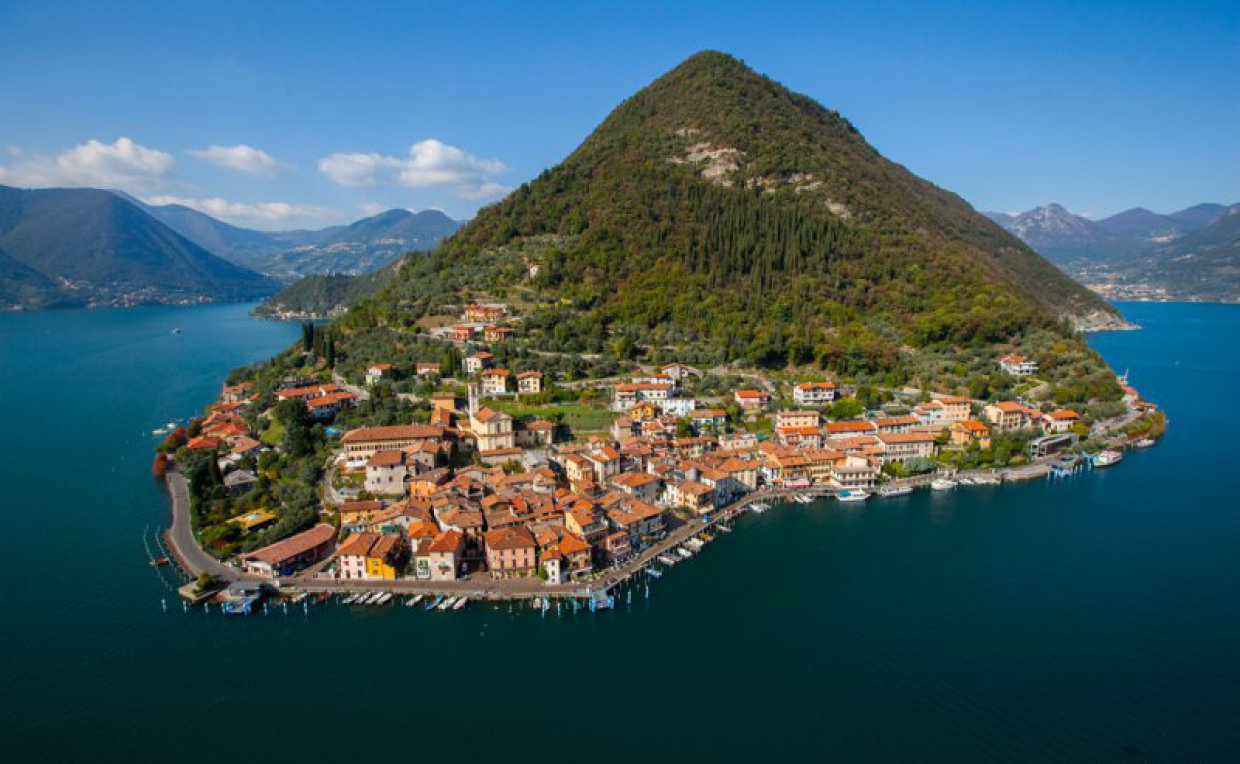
659,398 -> 697,417
999,355 -> 1037,377
792,381 -> 837,407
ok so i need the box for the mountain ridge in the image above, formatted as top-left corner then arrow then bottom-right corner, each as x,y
137,201 -> 460,282
989,200 -> 1239,301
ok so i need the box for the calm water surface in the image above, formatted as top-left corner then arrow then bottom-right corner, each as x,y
2,301 -> 1238,762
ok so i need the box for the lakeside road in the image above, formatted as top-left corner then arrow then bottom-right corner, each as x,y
163,469 -> 259,583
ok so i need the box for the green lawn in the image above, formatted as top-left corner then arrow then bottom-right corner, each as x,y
482,399 -> 614,433
260,420 -> 285,447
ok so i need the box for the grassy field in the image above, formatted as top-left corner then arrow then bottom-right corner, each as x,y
482,399 -> 614,433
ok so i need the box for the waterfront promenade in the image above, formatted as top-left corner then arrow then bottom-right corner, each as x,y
164,462 -> 1054,602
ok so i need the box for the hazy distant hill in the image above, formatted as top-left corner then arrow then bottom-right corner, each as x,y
985,204 -> 1123,265
138,200 -> 460,282
0,185 -> 275,309
989,200 -> 1238,301
258,209 -> 459,282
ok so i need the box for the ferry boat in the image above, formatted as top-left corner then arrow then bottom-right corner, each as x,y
836,490 -> 869,503
931,478 -> 957,491
877,485 -> 913,498
1093,450 -> 1123,467
453,597 -> 468,610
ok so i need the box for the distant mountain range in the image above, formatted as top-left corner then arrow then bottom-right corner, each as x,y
986,202 -> 1240,302
136,200 -> 460,282
0,183 -> 460,310
0,185 -> 275,309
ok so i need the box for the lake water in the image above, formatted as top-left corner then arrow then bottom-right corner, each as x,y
2,301 -> 1238,762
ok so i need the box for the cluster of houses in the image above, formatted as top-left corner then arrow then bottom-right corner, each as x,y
214,345 -> 1088,587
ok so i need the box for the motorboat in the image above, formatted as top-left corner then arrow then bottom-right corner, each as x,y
1093,450 -> 1123,467
931,478 -> 957,491
877,485 -> 913,498
836,490 -> 870,502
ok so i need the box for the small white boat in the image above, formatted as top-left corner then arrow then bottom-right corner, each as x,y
931,478 -> 957,491
408,594 -> 425,607
453,597 -> 468,611
973,476 -> 1001,486
438,596 -> 458,611
1134,438 -> 1155,449
677,547 -> 694,559
837,490 -> 870,503
342,593 -> 359,605
1093,450 -> 1123,467
375,592 -> 392,606
658,553 -> 679,566
877,485 -> 913,498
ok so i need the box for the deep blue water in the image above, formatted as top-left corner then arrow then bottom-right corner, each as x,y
1,301 -> 1238,762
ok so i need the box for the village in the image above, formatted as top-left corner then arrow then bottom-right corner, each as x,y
161,302 -> 1164,611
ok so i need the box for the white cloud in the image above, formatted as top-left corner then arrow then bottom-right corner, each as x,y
358,201 -> 389,217
318,152 -> 400,187
189,144 -> 284,176
144,194 -> 335,228
0,137 -> 174,192
318,139 -> 509,199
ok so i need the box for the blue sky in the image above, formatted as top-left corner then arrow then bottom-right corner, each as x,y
0,0 -> 1236,229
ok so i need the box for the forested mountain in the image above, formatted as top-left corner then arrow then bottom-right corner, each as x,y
0,185 -> 275,309
323,51 -> 1125,394
255,267 -> 394,318
991,201 -> 1238,301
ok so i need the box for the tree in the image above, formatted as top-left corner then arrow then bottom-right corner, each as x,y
194,572 -> 218,593
829,397 -> 864,420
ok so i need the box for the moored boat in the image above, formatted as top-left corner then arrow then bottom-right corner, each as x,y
453,597 -> 468,610
931,478 -> 957,491
1093,450 -> 1123,467
837,490 -> 870,502
877,485 -> 913,498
